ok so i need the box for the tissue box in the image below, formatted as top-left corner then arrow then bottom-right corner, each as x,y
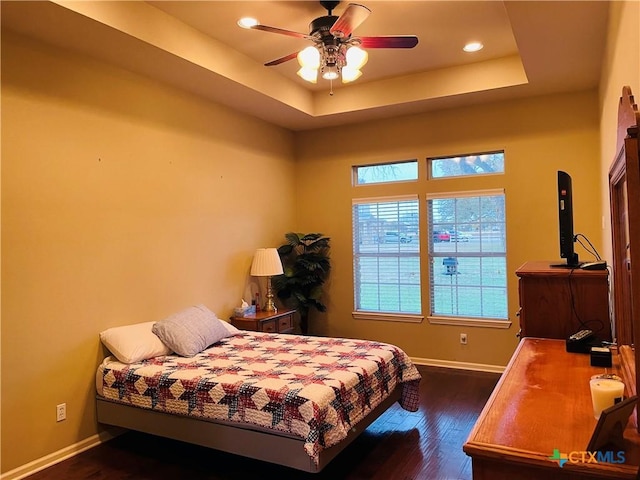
233,305 -> 256,317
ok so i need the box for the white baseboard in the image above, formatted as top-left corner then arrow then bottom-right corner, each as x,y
411,356 -> 506,374
0,428 -> 124,480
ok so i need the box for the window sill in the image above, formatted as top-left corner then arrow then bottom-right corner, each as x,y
428,316 -> 512,329
352,312 -> 424,323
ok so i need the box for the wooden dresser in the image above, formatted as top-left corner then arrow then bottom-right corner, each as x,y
463,338 -> 640,479
515,261 -> 611,341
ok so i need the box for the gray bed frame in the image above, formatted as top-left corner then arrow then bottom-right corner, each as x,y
96,387 -> 401,473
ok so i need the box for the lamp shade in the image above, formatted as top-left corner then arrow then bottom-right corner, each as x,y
346,46 -> 368,69
341,66 -> 362,83
321,64 -> 340,80
297,66 -> 318,83
297,46 -> 320,69
250,248 -> 283,277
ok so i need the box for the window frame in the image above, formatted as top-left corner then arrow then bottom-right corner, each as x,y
349,151 -> 512,329
353,159 -> 419,186
428,151 -> 505,180
351,194 -> 424,323
426,188 -> 511,329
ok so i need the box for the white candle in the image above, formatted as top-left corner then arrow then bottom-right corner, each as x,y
589,376 -> 625,419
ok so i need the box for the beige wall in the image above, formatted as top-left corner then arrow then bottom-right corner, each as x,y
1,32 -> 296,473
295,90 -> 602,367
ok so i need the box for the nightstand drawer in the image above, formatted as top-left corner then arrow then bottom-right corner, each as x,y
261,319 -> 277,333
278,316 -> 292,331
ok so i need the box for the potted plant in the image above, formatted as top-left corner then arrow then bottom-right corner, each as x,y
273,232 -> 331,335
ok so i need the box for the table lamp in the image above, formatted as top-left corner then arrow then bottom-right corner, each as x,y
250,248 -> 284,312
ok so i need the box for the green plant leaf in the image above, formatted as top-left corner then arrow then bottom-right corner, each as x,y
274,232 -> 331,332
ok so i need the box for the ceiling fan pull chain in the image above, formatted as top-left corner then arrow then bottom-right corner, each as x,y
329,78 -> 334,96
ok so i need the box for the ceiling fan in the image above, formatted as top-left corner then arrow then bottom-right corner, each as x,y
244,1 -> 419,86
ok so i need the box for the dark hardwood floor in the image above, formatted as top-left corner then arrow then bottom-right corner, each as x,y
26,366 -> 499,480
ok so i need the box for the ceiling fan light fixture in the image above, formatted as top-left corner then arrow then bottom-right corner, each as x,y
297,66 -> 318,83
321,64 -> 340,80
346,46 -> 368,69
341,67 -> 362,83
297,46 -> 321,69
245,1 -> 419,90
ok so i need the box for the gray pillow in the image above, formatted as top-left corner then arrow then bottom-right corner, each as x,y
152,304 -> 231,357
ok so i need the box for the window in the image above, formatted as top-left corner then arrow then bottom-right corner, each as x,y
352,196 -> 421,320
427,190 -> 507,322
429,152 -> 504,179
354,160 -> 418,185
351,152 -> 509,327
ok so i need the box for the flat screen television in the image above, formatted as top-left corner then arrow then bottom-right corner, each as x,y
552,170 -> 582,268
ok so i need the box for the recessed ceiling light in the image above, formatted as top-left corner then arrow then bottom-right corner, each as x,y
238,17 -> 258,29
463,41 -> 484,53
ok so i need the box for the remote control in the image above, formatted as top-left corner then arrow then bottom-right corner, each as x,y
569,329 -> 593,341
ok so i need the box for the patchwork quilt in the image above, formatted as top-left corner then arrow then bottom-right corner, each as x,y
97,332 -> 421,464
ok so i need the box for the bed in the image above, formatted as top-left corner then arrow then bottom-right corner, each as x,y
96,325 -> 421,473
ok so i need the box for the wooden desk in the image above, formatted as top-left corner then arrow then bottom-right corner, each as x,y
464,338 -> 640,479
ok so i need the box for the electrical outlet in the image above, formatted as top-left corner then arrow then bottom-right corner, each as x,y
56,403 -> 66,422
460,333 -> 468,345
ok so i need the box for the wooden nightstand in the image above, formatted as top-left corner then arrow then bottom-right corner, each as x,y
230,309 -> 296,334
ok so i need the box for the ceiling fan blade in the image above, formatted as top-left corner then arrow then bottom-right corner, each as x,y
358,36 -> 419,49
264,52 -> 299,67
251,24 -> 310,40
330,3 -> 371,38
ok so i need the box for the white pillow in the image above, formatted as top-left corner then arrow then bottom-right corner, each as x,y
152,304 -> 234,357
100,321 -> 172,364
